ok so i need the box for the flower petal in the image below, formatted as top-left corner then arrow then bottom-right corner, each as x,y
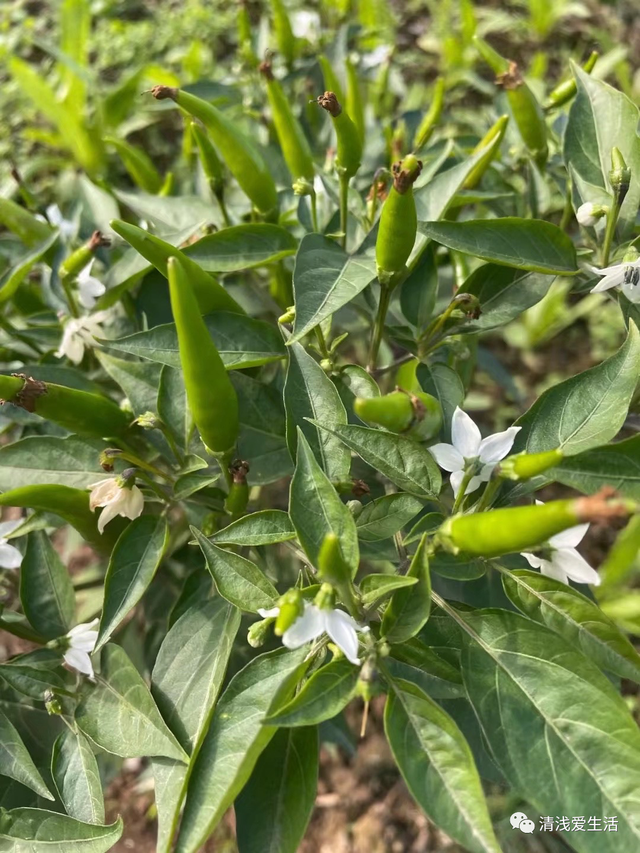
0,519 -> 22,539
553,548 -> 600,586
428,443 -> 464,472
0,542 -> 23,569
538,557 -> 569,584
451,407 -> 482,458
257,607 -> 280,619
64,648 -> 94,678
521,551 -> 544,569
124,486 -> 144,520
549,523 -> 589,550
281,604 -> 324,649
590,268 -> 625,293
478,426 -> 521,464
323,610 -> 361,665
71,631 -> 99,652
464,474 -> 483,495
97,501 -> 120,534
67,618 -> 99,637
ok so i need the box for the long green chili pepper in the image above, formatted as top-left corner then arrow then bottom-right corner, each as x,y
0,373 -> 130,438
474,36 -> 548,167
463,114 -> 509,190
354,390 -> 442,440
440,491 -> 631,558
111,220 -> 244,315
498,448 -> 563,481
167,256 -> 239,456
375,153 -> 422,281
259,59 -> 314,183
317,91 -> 362,179
190,121 -> 231,226
345,57 -> 366,146
237,0 -> 257,66
545,51 -> 598,111
151,85 -> 278,218
271,0 -> 296,69
413,77 -> 445,152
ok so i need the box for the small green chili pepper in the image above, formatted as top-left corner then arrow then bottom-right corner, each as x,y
111,220 -> 244,315
354,390 -> 442,441
317,533 -> 360,616
190,121 -> 224,195
274,589 -> 304,636
440,491 -> 630,558
167,256 -> 239,456
224,459 -> 250,518
237,0 -> 257,67
105,136 -> 163,194
0,373 -> 130,438
271,0 -> 296,69
610,147 -> 631,204
413,77 -> 445,152
375,153 -> 422,280
317,91 -> 362,179
259,59 -> 314,183
498,448 -> 563,481
151,85 -> 278,218
59,230 -> 110,281
345,57 -> 366,146
463,114 -> 509,190
545,51 -> 598,111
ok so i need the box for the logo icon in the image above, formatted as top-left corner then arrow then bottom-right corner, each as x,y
510,812 -> 535,834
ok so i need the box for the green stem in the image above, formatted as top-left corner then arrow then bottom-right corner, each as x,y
310,189 -> 319,233
475,477 -> 501,513
136,470 -> 172,502
451,469 -> 476,514
418,298 -> 460,357
559,183 -> 573,232
215,189 -> 232,228
0,616 -> 46,645
159,424 -> 185,466
601,199 -> 622,267
314,325 -> 331,360
60,277 -> 80,319
118,450 -> 172,482
367,282 -> 392,372
339,173 -> 350,250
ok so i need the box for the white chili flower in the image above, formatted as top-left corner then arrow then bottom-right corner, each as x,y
88,477 -> 144,533
55,310 -> 110,364
258,602 -> 369,665
43,204 -> 76,241
0,520 -> 24,570
521,503 -> 599,586
429,407 -> 521,497
63,618 -> 99,678
76,260 -> 106,310
576,202 -> 607,227
590,257 -> 640,303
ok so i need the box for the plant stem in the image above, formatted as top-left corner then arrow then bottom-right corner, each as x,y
451,469 -> 476,514
367,282 -> 392,372
60,277 -> 80,319
601,199 -> 621,267
314,325 -> 331,360
215,190 -> 232,228
559,183 -> 573,232
310,189 -> 319,233
339,173 -> 350,250
372,352 -> 415,379
0,616 -> 45,645
475,477 -> 501,512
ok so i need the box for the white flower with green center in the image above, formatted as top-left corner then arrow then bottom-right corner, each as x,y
0,520 -> 23,570
63,618 -> 99,678
521,509 -> 599,586
428,407 -> 521,497
88,477 -> 144,533
258,602 -> 369,665
76,260 -> 106,310
55,310 -> 110,364
591,257 -> 640,303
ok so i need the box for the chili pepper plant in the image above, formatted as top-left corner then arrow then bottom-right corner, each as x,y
1,9 -> 640,853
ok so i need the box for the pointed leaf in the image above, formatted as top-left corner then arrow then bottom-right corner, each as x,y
183,224 -> 297,271
51,729 -> 104,824
381,534 -> 431,643
0,437 -> 107,491
20,532 -> 75,640
266,659 -> 359,727
0,809 -> 122,852
356,494 -> 424,541
550,434 -> 640,498
0,710 -> 54,801
360,574 -> 418,608
210,511 -> 295,546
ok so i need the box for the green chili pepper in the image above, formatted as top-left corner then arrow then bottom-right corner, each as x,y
318,55 -> 345,103
317,533 -> 360,618
167,256 -> 239,456
317,91 -> 362,179
224,460 -> 250,518
440,493 -> 630,558
413,77 -> 445,152
345,57 -> 366,146
499,448 -> 563,481
274,589 -> 304,636
271,0 -> 296,69
545,51 -> 598,111
190,121 -> 224,194
59,231 -> 110,281
375,153 -> 422,280
610,147 -> 631,203
237,0 -> 257,66
0,373 -> 130,438
354,390 -> 442,440
111,220 -> 244,315
0,196 -> 52,247
463,114 -> 509,190
151,85 -> 278,218
474,37 -> 548,167
105,136 -> 163,194
259,59 -> 314,183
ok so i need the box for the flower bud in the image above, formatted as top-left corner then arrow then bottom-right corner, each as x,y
278,306 -> 296,324
292,178 -> 314,196
623,247 -> 640,264
135,411 -> 160,430
610,148 -> 631,203
576,202 -> 608,227
346,500 -> 363,517
498,448 -> 563,481
59,231 -> 110,281
44,690 -> 63,716
274,589 -> 304,636
247,618 -> 274,648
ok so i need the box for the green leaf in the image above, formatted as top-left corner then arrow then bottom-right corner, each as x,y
313,422 -> 442,499
183,224 -> 297,271
113,190 -> 217,233
0,437 -> 107,491
289,430 -> 359,573
0,710 -> 54,801
0,661 -> 66,701
384,677 -> 500,853
600,515 -> 640,589
400,243 -> 438,329
103,312 -> 285,370
416,363 -> 464,442
417,218 -> 578,274
151,598 -> 240,853
290,233 -> 377,343
381,534 -> 431,644
267,659 -> 359,727
158,367 -> 192,453
0,809 -> 122,852
456,264 -> 555,332
430,553 -> 486,581
192,527 -> 278,612
515,323 -> 640,454
356,494 -> 424,541
20,532 -> 75,640
235,726 -> 318,853
387,639 -> 464,699
0,196 -> 53,247
95,515 -> 169,653
210,510 -> 295,546
457,606 -> 640,851
0,232 -> 59,306
51,729 -> 104,824
175,647 -> 307,853
359,574 -> 418,608
564,65 -> 640,236
550,435 -> 640,498
284,341 -> 351,481
75,644 -> 187,762
501,568 -> 640,683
